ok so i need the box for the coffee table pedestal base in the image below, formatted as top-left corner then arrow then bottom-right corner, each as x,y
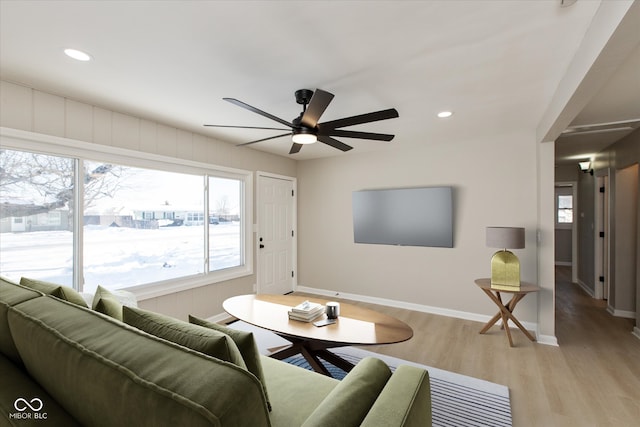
269,336 -> 355,377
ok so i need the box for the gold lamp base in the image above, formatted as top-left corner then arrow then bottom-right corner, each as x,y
491,250 -> 521,289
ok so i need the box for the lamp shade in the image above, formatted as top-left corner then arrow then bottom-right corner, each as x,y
486,227 -> 525,250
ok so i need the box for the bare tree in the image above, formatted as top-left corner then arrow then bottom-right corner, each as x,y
0,149 -> 127,220
215,195 -> 230,217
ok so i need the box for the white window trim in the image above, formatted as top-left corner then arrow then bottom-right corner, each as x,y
554,186 -> 574,230
0,127 -> 253,301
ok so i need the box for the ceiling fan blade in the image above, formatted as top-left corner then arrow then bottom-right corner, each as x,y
317,135 -> 353,152
320,108 -> 399,130
325,129 -> 395,141
204,124 -> 289,131
236,133 -> 291,147
224,98 -> 294,128
301,89 -> 334,128
289,143 -> 303,154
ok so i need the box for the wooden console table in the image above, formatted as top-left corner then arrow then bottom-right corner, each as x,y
474,278 -> 540,347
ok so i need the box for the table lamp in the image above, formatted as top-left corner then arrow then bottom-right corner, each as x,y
486,227 -> 525,288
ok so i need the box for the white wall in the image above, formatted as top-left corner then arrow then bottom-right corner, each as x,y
297,130 -> 542,325
0,80 -> 297,320
614,164 -> 638,314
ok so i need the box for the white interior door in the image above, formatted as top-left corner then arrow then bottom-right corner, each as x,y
257,173 -> 296,295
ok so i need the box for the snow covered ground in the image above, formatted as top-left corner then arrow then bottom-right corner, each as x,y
0,223 -> 241,292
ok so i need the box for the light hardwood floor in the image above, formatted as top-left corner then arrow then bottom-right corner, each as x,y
301,267 -> 640,427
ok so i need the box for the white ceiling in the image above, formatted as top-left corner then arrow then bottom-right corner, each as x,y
1,1 -> 638,163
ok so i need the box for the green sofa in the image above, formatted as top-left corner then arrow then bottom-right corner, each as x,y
1,277 -> 432,426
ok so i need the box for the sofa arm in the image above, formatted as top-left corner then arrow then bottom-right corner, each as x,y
360,365 -> 432,427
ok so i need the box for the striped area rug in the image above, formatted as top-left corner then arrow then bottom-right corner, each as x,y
230,322 -> 512,427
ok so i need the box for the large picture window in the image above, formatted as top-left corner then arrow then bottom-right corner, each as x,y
0,134 -> 252,298
83,163 -> 208,292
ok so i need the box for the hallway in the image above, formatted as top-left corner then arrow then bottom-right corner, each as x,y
555,266 -> 636,346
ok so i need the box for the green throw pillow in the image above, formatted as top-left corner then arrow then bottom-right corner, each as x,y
123,306 -> 246,369
189,315 -> 271,411
19,277 -> 88,308
91,286 -> 123,321
301,357 -> 392,427
94,297 -> 123,321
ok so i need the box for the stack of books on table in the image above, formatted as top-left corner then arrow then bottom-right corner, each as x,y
288,300 -> 324,322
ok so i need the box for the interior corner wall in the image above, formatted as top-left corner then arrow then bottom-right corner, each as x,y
614,164 -> 638,314
297,131 -> 542,324
536,140 -> 556,339
0,79 -> 298,320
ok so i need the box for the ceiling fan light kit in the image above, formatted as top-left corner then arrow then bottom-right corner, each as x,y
204,88 -> 399,154
291,128 -> 317,145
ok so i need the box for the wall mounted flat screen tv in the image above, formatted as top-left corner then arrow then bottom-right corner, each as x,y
352,186 -> 453,248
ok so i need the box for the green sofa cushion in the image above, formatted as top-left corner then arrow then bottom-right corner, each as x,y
361,364 -> 432,427
189,315 -> 271,410
19,277 -> 88,308
301,357 -> 392,427
0,352 -> 81,427
91,285 -> 123,321
123,306 -> 246,369
0,277 -> 43,366
260,355 -> 338,426
8,296 -> 270,427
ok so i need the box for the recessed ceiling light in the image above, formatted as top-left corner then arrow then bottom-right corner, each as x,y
437,111 -> 453,118
64,48 -> 92,61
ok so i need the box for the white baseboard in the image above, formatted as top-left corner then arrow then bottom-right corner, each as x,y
608,308 -> 637,319
537,334 -> 559,346
295,284 -> 553,344
632,327 -> 640,341
576,279 -> 595,298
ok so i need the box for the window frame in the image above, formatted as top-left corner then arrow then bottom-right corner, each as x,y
557,194 -> 573,224
554,186 -> 573,230
0,127 -> 253,301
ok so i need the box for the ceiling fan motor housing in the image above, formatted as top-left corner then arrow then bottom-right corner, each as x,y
295,89 -> 314,106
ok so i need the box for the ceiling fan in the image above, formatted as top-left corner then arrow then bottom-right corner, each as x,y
204,89 -> 399,154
